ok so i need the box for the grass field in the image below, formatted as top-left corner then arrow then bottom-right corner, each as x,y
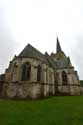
0,96 -> 83,125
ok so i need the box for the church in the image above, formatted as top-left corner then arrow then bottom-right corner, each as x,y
0,38 -> 81,99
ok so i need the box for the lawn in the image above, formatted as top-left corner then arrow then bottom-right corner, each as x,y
0,96 -> 83,125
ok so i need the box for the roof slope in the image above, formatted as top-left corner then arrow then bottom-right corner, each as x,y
18,44 -> 48,64
17,42 -> 72,69
45,52 -> 57,69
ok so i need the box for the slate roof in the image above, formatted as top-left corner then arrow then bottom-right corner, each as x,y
18,44 -> 49,64
45,52 -> 57,69
17,42 -> 72,69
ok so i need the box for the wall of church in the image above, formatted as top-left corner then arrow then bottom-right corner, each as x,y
55,68 -> 80,85
6,57 -> 56,86
0,82 -> 56,99
0,81 -> 81,99
3,57 -> 81,99
55,68 -> 81,95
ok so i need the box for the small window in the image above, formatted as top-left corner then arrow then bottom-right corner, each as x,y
62,71 -> 68,85
22,62 -> 31,81
37,65 -> 41,82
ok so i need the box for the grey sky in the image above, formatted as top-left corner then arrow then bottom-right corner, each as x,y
0,0 -> 83,79
0,7 -> 17,73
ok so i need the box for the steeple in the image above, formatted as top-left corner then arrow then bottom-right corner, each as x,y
56,37 -> 62,53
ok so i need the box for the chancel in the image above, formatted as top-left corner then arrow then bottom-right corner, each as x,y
0,38 -> 81,99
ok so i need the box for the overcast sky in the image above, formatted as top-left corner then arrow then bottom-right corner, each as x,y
0,0 -> 83,79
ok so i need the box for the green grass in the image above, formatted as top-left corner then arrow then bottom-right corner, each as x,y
0,96 -> 83,125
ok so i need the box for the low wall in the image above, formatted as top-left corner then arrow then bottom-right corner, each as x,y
0,81 -> 81,99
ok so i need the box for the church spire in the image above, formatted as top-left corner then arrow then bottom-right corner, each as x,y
56,37 -> 62,53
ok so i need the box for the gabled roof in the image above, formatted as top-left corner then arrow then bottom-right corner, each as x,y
51,56 -> 72,69
17,42 -> 72,69
50,38 -> 72,68
18,44 -> 48,64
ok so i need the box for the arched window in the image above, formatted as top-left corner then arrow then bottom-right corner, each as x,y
62,71 -> 68,85
37,65 -> 41,82
22,62 -> 31,81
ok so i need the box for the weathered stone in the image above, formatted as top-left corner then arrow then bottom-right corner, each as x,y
0,42 -> 82,99
44,85 -> 49,97
29,84 -> 41,99
61,85 -> 70,94
6,83 -> 17,98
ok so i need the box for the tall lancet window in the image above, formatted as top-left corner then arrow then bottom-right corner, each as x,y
22,62 -> 31,81
37,65 -> 41,82
62,71 -> 68,85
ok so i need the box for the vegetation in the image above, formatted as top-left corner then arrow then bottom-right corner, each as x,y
80,80 -> 83,86
0,96 -> 83,125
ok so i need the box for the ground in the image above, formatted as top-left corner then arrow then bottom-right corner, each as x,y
0,96 -> 83,125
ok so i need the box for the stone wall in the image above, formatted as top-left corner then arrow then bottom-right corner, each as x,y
0,81 -> 82,99
58,85 -> 80,95
0,81 -> 56,99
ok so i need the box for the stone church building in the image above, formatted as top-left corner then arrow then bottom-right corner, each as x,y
0,38 -> 81,99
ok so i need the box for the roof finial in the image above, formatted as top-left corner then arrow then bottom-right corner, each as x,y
56,37 -> 62,53
67,56 -> 72,67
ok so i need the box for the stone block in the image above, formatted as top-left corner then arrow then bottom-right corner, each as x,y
43,85 -> 49,97
62,86 -> 70,94
69,86 -> 75,95
29,84 -> 41,99
6,83 -> 17,98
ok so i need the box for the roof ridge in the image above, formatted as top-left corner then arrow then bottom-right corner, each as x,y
18,43 -> 44,56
